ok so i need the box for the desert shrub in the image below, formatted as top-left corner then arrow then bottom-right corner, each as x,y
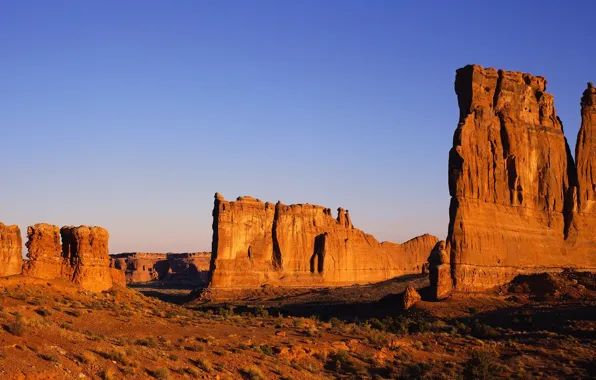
184,343 -> 205,352
463,350 -> 500,379
401,362 -> 432,378
135,337 -> 158,347
7,315 -> 25,336
75,352 -> 95,364
38,353 -> 59,362
100,368 -> 116,380
195,357 -> 213,373
240,365 -> 266,380
368,318 -> 385,331
471,322 -> 498,338
254,305 -> 269,318
432,319 -> 449,332
306,325 -> 321,337
148,367 -> 171,380
259,344 -> 273,356
329,317 -> 344,329
217,306 -> 235,318
184,367 -> 200,376
66,309 -> 82,317
121,367 -> 136,375
292,317 -> 307,329
274,315 -> 284,328
167,353 -> 178,361
366,329 -> 389,347
98,349 -> 135,367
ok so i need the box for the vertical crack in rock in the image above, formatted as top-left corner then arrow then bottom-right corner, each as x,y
271,202 -> 283,270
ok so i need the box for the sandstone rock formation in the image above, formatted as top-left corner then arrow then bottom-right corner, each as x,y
428,241 -> 451,300
23,223 -> 63,279
402,284 -> 421,310
110,252 -> 211,284
61,226 -> 113,292
209,194 -> 438,288
447,65 -> 596,291
23,223 -> 119,291
0,223 -> 22,277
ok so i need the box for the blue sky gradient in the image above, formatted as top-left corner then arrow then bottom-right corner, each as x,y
2,1 -> 595,253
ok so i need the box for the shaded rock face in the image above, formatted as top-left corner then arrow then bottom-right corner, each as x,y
428,241 -> 451,300
447,65 -> 596,291
0,223 -> 22,277
109,252 -> 211,284
574,82 -> 596,253
23,224 -> 117,291
209,194 -> 439,288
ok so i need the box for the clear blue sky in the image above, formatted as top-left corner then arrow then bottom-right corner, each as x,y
2,1 -> 595,253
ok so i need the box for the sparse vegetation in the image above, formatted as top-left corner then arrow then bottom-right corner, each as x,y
240,365 -> 266,380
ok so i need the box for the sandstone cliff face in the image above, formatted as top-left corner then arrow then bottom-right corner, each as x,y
0,223 -> 22,277
447,65 -> 596,291
24,224 -> 117,291
62,226 -> 113,292
23,223 -> 63,279
209,194 -> 438,288
573,82 -> 596,255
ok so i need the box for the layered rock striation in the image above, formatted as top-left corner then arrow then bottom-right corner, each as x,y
447,65 -> 596,291
0,222 -> 23,277
209,194 -> 438,288
23,223 -> 120,291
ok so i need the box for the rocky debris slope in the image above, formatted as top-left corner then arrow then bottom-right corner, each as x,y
209,193 -> 438,288
23,223 -> 120,292
110,252 -> 211,284
447,65 -> 596,291
0,222 -> 22,277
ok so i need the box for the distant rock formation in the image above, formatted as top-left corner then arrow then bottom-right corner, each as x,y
446,65 -> 596,291
23,223 -> 120,292
0,222 -> 22,277
110,252 -> 211,284
209,194 -> 438,288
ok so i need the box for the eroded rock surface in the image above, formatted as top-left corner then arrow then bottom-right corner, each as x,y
110,252 -> 211,284
428,241 -> 451,300
209,194 -> 438,288
23,223 -> 63,279
447,65 -> 596,291
402,284 -> 421,310
0,222 -> 22,277
24,224 -> 118,291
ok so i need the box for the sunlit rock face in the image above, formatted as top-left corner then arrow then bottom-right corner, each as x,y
0,222 -> 23,277
23,223 -> 63,280
447,65 -> 596,291
23,224 -> 116,292
209,193 -> 438,288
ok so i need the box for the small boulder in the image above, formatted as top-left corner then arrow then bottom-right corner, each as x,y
402,284 -> 421,310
